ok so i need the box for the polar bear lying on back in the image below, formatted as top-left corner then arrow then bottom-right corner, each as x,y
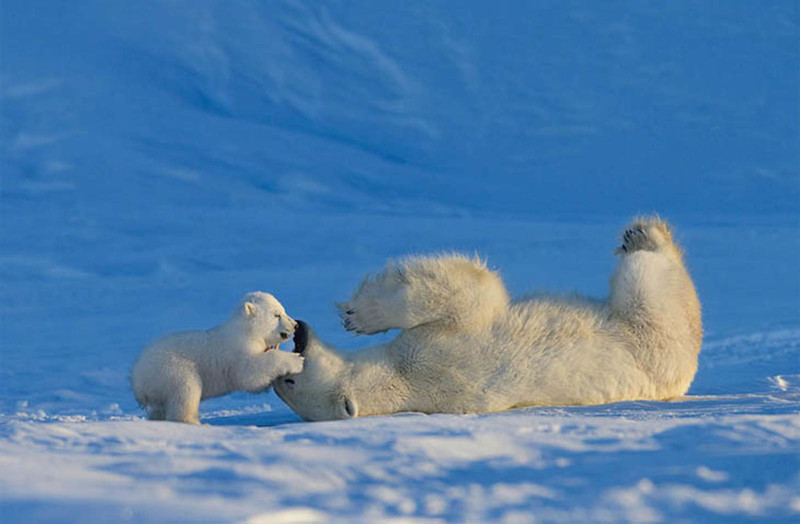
132,292 -> 304,424
274,217 -> 702,421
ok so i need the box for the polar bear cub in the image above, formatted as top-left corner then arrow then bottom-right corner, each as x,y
132,292 -> 304,424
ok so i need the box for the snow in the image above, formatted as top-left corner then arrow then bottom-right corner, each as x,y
1,1 -> 798,522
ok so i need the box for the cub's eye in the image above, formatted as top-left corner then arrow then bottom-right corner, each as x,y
274,313 -> 281,318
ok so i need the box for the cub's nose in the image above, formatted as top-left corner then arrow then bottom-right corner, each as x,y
280,332 -> 290,340
293,320 -> 309,354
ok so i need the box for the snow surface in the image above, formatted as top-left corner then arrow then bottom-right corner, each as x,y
1,1 -> 798,522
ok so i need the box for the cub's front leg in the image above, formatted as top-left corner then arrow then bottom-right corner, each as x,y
235,350 -> 304,392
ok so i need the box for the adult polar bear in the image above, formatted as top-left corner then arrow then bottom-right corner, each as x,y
275,217 -> 702,421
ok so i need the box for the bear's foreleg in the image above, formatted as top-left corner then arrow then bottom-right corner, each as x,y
339,254 -> 509,334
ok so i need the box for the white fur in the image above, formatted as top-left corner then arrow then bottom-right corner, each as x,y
132,292 -> 304,424
275,217 -> 703,421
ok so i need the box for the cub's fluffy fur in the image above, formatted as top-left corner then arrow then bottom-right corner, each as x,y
132,292 -> 303,424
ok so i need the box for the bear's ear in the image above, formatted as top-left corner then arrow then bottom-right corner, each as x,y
339,396 -> 358,419
242,302 -> 256,318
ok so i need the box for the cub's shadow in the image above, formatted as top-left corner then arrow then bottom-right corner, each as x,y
196,390 -> 304,427
204,406 -> 303,428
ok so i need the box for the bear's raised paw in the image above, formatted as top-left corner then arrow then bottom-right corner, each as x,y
339,301 -> 394,335
616,218 -> 673,255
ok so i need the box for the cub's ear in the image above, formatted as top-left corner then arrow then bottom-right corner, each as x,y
339,396 -> 358,419
241,302 -> 256,317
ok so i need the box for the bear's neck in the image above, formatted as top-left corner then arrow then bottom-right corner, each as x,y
345,344 -> 414,417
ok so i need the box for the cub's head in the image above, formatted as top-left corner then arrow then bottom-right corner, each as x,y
273,321 -> 356,421
237,292 -> 297,350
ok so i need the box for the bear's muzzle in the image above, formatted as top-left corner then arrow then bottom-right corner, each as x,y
293,320 -> 309,354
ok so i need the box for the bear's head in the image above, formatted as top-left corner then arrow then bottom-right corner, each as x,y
236,292 -> 297,351
273,321 -> 356,421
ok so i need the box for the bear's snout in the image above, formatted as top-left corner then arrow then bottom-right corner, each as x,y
293,320 -> 309,354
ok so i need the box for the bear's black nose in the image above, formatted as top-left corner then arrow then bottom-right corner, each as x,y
293,320 -> 309,354
280,332 -> 290,340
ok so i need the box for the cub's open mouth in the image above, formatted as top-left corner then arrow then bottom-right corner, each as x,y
264,343 -> 280,352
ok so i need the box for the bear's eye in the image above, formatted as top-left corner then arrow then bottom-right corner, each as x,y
274,313 -> 281,318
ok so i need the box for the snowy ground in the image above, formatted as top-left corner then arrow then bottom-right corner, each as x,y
2,1 -> 798,522
2,216 -> 797,522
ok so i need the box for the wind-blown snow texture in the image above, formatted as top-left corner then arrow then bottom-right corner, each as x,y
1,1 -> 798,522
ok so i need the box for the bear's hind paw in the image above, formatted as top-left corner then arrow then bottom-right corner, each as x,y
616,218 -> 672,255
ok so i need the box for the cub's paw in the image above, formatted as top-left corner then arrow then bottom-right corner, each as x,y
274,351 -> 305,376
616,217 -> 673,255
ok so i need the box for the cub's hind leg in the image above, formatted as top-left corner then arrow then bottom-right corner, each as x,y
339,254 -> 509,335
164,378 -> 202,425
147,403 -> 166,421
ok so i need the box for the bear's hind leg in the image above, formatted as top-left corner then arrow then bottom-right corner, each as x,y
608,217 -> 702,396
340,254 -> 509,334
615,217 -> 676,256
609,217 -> 690,323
